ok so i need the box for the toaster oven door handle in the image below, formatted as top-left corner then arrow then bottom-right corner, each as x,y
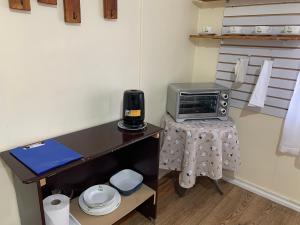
180,91 -> 219,96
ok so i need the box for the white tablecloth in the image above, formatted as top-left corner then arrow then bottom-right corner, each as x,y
159,114 -> 241,188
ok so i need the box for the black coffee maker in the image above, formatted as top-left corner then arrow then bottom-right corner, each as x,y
118,90 -> 146,130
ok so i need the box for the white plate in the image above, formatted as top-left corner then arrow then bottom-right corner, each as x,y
83,185 -> 116,208
110,169 -> 143,194
79,191 -> 121,216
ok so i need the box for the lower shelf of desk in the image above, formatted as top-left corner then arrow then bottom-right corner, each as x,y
70,184 -> 156,225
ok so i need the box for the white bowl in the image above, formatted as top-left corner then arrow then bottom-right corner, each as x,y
281,26 -> 300,35
110,169 -> 143,195
254,26 -> 272,35
79,191 -> 121,216
228,26 -> 244,34
83,185 -> 116,208
199,26 -> 214,35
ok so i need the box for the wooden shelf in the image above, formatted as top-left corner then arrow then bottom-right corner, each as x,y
193,0 -> 226,7
190,34 -> 300,41
199,0 -> 225,1
70,184 -> 156,225
1,120 -> 161,225
0,121 -> 162,184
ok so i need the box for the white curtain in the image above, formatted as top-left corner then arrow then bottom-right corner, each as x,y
279,72 -> 300,156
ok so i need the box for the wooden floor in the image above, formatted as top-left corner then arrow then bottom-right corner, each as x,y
120,175 -> 300,225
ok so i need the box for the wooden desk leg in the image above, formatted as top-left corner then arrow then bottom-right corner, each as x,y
134,136 -> 160,220
13,176 -> 45,225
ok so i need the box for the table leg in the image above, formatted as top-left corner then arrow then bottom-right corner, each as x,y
175,181 -> 188,197
173,173 -> 223,196
173,172 -> 188,197
211,179 -> 224,195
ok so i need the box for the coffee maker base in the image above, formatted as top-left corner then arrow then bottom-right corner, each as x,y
117,120 -> 148,131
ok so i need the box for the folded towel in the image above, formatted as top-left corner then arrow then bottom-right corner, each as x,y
279,72 -> 300,156
234,57 -> 249,84
248,60 -> 273,108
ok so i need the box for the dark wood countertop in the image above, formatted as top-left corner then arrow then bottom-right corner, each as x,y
0,120 -> 162,184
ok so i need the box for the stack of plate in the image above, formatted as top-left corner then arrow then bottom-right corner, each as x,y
79,185 -> 121,216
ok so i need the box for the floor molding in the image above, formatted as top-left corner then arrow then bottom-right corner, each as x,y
223,176 -> 300,213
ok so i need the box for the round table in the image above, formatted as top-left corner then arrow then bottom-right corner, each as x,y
159,114 -> 241,189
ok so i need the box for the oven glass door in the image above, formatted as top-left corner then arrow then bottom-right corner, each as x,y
179,92 -> 219,115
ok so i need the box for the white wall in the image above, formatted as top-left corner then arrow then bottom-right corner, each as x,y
192,3 -> 224,82
0,1 -> 198,224
141,0 -> 197,124
193,3 -> 300,206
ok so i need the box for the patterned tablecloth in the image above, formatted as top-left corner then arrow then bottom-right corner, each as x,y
159,114 -> 241,188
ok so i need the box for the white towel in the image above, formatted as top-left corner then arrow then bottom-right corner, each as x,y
248,60 -> 273,108
234,57 -> 249,84
279,72 -> 300,156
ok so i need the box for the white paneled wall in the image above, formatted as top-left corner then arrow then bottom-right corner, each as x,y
216,0 -> 300,117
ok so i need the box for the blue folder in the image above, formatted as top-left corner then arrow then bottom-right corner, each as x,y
10,140 -> 83,175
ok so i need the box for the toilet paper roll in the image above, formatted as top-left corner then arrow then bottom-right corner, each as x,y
43,194 -> 70,225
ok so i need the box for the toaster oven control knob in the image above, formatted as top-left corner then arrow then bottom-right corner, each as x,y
220,108 -> 227,115
220,100 -> 228,107
222,93 -> 229,100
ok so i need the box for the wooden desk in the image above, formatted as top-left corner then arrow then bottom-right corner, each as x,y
0,120 -> 162,225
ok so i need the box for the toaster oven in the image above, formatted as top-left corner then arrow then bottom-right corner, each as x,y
166,83 -> 231,122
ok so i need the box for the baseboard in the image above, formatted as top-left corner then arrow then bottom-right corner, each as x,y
223,176 -> 300,213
